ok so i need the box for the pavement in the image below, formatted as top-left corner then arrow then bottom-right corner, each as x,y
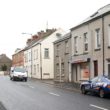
30,78 -> 81,92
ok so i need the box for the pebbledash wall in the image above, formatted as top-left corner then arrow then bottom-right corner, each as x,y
70,4 -> 110,83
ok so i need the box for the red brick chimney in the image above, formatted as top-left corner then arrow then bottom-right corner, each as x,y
26,39 -> 32,45
32,35 -> 38,40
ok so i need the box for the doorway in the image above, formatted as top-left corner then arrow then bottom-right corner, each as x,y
94,60 -> 98,77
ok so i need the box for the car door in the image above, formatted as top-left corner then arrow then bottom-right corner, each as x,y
91,77 -> 99,92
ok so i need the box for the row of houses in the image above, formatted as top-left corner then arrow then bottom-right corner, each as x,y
12,4 -> 110,85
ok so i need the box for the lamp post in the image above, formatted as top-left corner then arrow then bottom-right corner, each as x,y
22,32 -> 33,78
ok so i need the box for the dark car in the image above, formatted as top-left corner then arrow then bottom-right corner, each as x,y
80,76 -> 110,98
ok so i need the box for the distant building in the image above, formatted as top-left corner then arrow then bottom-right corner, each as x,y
12,49 -> 24,68
0,54 -> 12,71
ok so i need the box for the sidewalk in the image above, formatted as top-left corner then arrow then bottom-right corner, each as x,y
41,79 -> 81,93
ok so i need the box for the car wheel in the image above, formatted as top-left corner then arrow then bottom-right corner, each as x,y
10,77 -> 12,80
81,86 -> 87,94
99,89 -> 105,98
12,77 -> 15,81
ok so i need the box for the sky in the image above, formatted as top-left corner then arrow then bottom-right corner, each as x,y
0,0 -> 110,59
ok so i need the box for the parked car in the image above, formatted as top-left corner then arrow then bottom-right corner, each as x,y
10,67 -> 28,82
80,76 -> 110,98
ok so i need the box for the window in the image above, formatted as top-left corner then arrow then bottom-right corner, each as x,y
65,41 -> 69,53
36,49 -> 38,59
56,44 -> 60,56
61,63 -> 64,76
84,33 -> 88,52
56,64 -> 59,75
34,49 -> 38,60
95,28 -> 101,49
108,24 -> 110,46
74,36 -> 78,54
44,48 -> 49,58
37,64 -> 39,72
29,52 -> 31,61
34,65 -> 36,75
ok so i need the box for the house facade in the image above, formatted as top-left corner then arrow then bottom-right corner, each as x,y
30,28 -> 66,79
54,33 -> 71,82
12,48 -> 24,68
70,4 -> 110,84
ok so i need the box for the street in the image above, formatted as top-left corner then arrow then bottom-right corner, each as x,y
0,76 -> 110,110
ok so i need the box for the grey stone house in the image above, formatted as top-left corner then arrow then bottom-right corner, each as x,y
54,33 -> 71,82
0,54 -> 12,71
70,4 -> 110,84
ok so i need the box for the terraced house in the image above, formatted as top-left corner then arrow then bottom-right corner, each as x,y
24,28 -> 66,79
54,33 -> 71,82
70,4 -> 110,85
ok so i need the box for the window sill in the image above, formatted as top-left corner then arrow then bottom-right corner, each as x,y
44,57 -> 50,59
56,55 -> 59,57
65,52 -> 69,55
94,48 -> 101,51
74,53 -> 79,56
83,51 -> 88,54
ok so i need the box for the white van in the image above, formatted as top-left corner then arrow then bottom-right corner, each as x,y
10,67 -> 28,81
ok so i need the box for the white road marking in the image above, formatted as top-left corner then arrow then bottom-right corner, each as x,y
48,92 -> 60,96
90,104 -> 108,110
29,86 -> 34,89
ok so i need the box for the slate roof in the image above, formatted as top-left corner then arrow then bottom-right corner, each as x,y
54,32 -> 71,44
71,4 -> 110,30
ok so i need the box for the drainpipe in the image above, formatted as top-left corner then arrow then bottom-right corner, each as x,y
102,16 -> 105,75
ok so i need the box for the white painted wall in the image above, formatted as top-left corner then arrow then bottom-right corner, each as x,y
24,48 -> 32,78
31,28 -> 66,79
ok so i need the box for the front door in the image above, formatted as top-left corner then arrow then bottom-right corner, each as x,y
108,64 -> 110,78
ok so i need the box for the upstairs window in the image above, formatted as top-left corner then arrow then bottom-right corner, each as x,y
74,36 -> 78,54
29,52 -> 31,61
65,41 -> 69,53
95,28 -> 101,49
56,44 -> 60,56
44,48 -> 49,59
84,32 -> 88,52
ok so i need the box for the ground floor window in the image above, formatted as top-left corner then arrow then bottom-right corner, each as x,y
80,62 -> 90,80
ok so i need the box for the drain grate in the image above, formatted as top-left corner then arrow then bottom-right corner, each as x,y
0,102 -> 7,110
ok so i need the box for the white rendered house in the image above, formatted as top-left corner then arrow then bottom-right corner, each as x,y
31,28 -> 66,79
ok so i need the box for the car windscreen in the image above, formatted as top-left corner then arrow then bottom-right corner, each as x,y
14,68 -> 26,73
102,77 -> 110,83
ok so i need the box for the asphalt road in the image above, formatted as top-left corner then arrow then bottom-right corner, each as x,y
0,76 -> 110,110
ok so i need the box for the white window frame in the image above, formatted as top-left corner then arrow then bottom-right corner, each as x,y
95,28 -> 101,49
56,44 -> 60,56
34,65 -> 36,75
37,64 -> 39,72
84,32 -> 88,52
65,41 -> 69,53
74,36 -> 78,54
61,63 -> 64,76
44,48 -> 49,59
